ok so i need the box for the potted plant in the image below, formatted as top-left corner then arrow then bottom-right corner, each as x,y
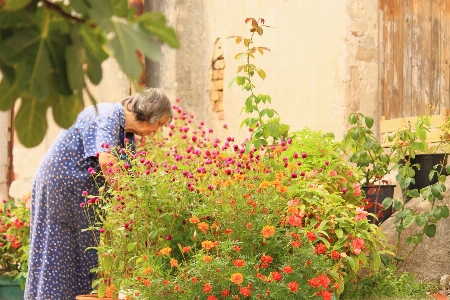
0,195 -> 30,299
80,102 -> 391,300
340,112 -> 395,224
388,109 -> 448,202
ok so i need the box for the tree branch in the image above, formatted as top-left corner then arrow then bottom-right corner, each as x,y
41,0 -> 95,28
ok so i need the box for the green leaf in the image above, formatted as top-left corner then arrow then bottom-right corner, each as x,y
0,78 -> 19,111
409,189 -> 420,198
66,29 -> 85,91
345,255 -> 357,272
135,12 -> 179,49
403,215 -> 415,228
268,124 -> 280,138
334,228 -> 343,239
393,200 -> 403,211
371,252 -> 381,270
102,255 -> 112,272
415,216 -> 427,227
424,224 -> 436,237
109,0 -> 130,18
257,68 -> 266,80
85,49 -> 103,85
236,76 -> 246,86
108,21 -> 162,79
348,113 -> 358,125
127,242 -> 137,252
79,25 -> 109,62
46,30 -> 73,96
50,92 -> 84,129
364,116 -> 374,129
4,0 -> 32,11
71,0 -> 90,16
97,282 -> 107,298
441,206 -> 449,218
14,97 -> 48,147
381,197 -> 393,209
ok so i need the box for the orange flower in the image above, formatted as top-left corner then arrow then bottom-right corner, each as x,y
225,228 -> 233,235
203,283 -> 213,293
105,284 -> 115,297
233,245 -> 242,252
163,279 -> 169,285
233,259 -> 245,268
258,181 -> 271,189
191,277 -> 198,283
283,265 -> 294,274
182,246 -> 191,253
291,240 -> 301,248
170,258 -> 178,268
143,267 -> 152,274
261,225 -> 275,238
143,279 -> 151,287
201,240 -> 215,250
160,247 -> 172,256
275,172 -> 285,180
287,281 -> 298,292
230,272 -> 244,285
189,216 -> 200,223
203,255 -> 212,263
276,185 -> 288,193
198,222 -> 209,233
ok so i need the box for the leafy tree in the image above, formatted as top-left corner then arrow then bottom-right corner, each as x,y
0,0 -> 179,147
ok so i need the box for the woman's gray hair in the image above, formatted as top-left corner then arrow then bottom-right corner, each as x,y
122,88 -> 173,124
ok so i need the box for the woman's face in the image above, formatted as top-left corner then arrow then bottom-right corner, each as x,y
127,116 -> 170,137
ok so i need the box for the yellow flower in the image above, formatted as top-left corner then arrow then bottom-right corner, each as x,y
258,181 -> 271,189
201,240 -> 216,250
143,267 -> 152,274
230,272 -> 244,285
275,172 -> 285,180
261,225 -> 276,238
160,247 -> 172,256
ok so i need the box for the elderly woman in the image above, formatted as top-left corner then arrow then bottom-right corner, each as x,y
24,88 -> 173,300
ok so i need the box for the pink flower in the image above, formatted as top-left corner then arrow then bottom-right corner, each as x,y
353,183 -> 361,196
329,170 -> 337,176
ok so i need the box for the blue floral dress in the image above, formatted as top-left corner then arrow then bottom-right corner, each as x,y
25,103 -> 133,300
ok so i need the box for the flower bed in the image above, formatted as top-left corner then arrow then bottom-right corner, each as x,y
83,102 -> 390,299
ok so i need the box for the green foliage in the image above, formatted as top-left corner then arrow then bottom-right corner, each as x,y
0,195 -> 31,290
341,112 -> 392,185
82,103 -> 390,299
229,18 -> 278,150
341,265 -> 430,300
0,0 -> 179,147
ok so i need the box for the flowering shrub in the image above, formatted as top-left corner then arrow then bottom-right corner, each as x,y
83,101 -> 390,299
0,194 -> 30,288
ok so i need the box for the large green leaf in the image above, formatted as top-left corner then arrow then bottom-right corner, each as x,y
135,12 -> 180,49
46,30 -> 72,96
15,97 -> 48,147
0,78 -> 19,111
66,29 -> 85,91
108,21 -> 162,79
88,0 -> 113,25
79,26 -> 109,62
4,0 -> 32,11
15,44 -> 51,101
50,92 -> 84,129
0,27 -> 41,65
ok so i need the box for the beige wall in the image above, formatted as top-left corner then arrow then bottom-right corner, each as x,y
148,0 -> 380,141
0,110 -> 9,201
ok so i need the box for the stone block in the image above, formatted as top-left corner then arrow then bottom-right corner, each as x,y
214,100 -> 223,112
212,69 -> 224,80
212,79 -> 224,91
213,59 -> 225,70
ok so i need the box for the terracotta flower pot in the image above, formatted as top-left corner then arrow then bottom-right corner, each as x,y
76,295 -> 114,300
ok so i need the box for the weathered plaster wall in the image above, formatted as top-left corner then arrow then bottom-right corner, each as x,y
337,0 -> 380,135
8,59 -> 130,199
147,0 -> 379,142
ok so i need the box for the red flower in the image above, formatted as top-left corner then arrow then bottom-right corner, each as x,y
283,265 -> 294,274
207,296 -> 217,300
291,240 -> 301,248
306,231 -> 316,241
203,283 -> 213,293
261,255 -> 273,264
318,274 -> 331,288
308,277 -> 322,288
271,272 -> 283,281
287,281 -> 299,292
239,287 -> 251,297
233,259 -> 245,268
320,289 -> 333,300
331,250 -> 340,259
315,243 -> 327,254
287,215 -> 303,227
221,289 -> 230,297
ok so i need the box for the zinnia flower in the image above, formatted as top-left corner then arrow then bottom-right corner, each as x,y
287,281 -> 299,292
230,272 -> 244,285
261,225 -> 275,238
